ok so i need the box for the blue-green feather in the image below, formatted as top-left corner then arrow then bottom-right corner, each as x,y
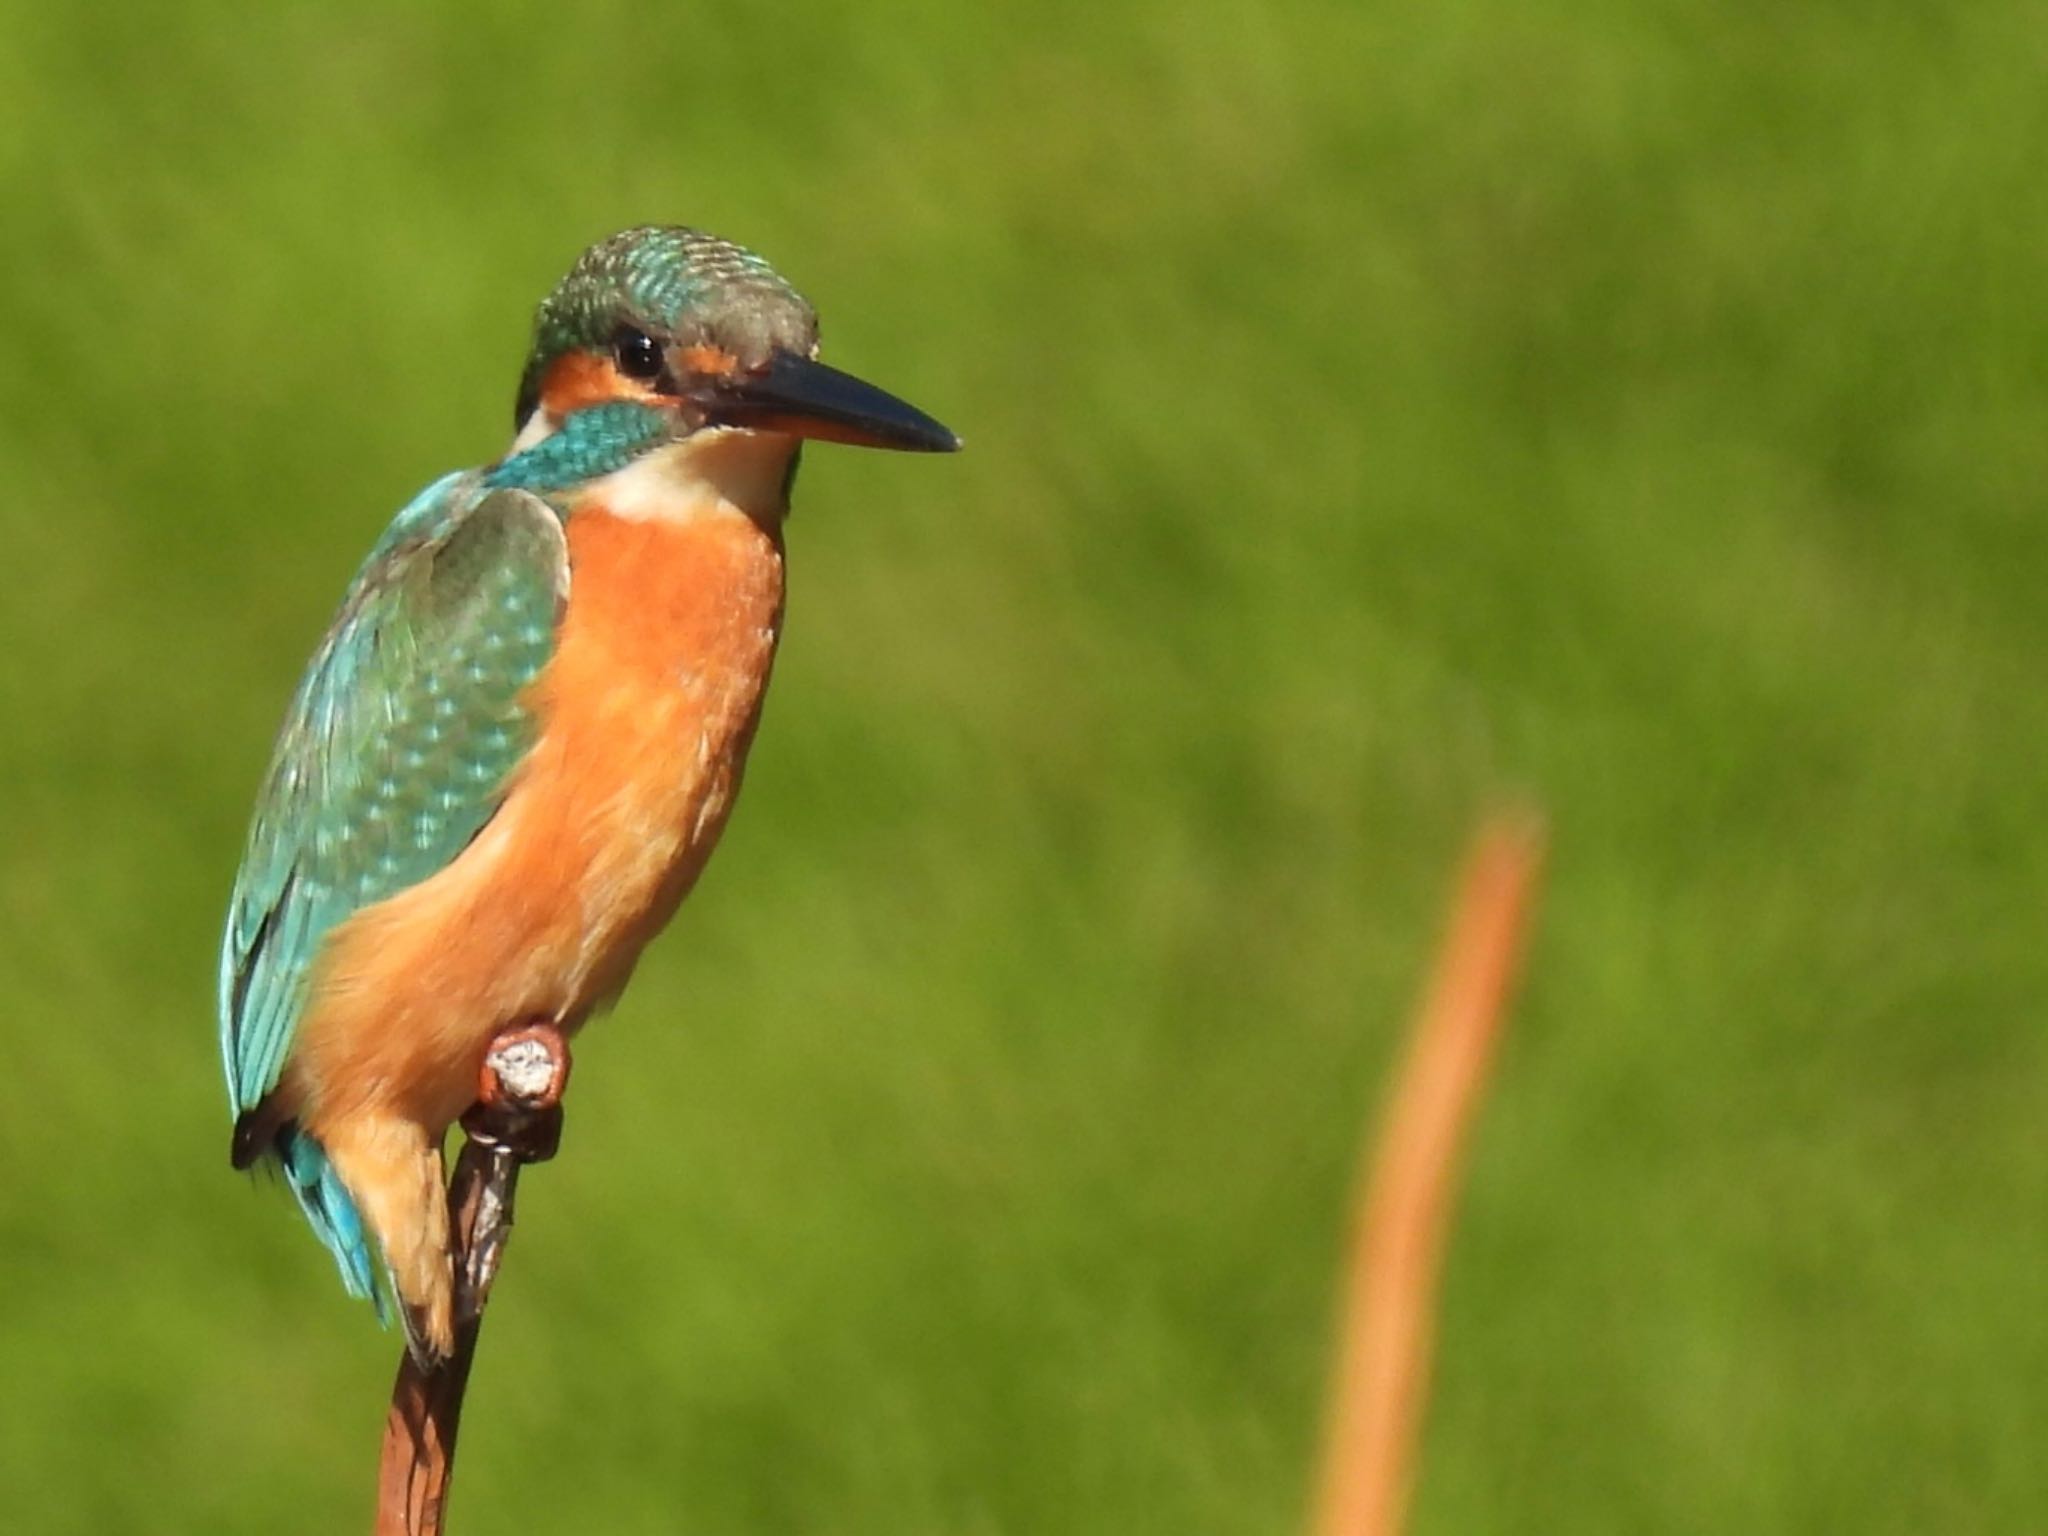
487,401 -> 668,491
218,475 -> 569,1299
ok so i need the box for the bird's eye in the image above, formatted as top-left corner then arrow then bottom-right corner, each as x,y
612,327 -> 664,381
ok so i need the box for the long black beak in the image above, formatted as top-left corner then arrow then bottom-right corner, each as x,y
697,351 -> 960,452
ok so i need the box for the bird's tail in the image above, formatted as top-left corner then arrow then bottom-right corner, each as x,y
277,1126 -> 386,1316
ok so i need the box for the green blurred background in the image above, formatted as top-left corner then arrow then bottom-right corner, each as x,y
2,2 -> 2043,1531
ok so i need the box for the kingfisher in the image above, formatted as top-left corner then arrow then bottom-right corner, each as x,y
218,225 -> 957,1363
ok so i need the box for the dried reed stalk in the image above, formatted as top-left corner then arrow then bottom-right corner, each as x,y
375,1022 -> 571,1536
1310,815 -> 1546,1536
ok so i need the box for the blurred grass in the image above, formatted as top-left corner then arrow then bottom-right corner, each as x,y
1,1 -> 2044,1531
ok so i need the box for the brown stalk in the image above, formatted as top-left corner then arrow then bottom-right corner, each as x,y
1309,814 -> 1546,1536
375,1021 -> 572,1536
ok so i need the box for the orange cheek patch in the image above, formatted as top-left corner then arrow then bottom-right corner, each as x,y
538,350 -> 663,417
675,344 -> 741,379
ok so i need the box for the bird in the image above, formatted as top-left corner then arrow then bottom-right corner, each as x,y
218,225 -> 958,1364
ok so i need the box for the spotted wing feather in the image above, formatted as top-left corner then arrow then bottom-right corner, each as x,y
217,478 -> 567,1291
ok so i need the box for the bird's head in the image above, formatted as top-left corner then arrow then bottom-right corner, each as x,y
499,226 -> 957,503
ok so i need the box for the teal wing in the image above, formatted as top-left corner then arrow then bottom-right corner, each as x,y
217,476 -> 567,1295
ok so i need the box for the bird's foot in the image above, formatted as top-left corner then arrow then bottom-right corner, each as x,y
449,1021 -> 573,1331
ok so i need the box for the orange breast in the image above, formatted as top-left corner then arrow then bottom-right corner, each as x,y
293,504 -> 786,1133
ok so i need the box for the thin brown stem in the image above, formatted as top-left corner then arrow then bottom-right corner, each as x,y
1310,813 -> 1546,1536
375,1022 -> 572,1536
